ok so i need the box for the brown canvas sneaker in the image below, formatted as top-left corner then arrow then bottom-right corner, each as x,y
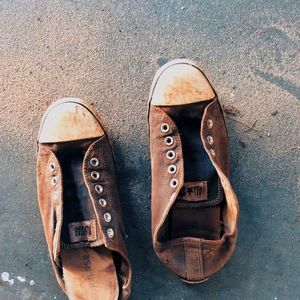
36,98 -> 132,300
148,59 -> 239,283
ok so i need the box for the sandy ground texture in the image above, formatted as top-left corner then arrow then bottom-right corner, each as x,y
0,0 -> 299,299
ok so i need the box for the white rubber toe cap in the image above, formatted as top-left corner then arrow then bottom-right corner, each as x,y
151,60 -> 215,106
38,98 -> 104,143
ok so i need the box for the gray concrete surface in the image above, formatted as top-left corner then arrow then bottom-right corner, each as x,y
0,0 -> 299,299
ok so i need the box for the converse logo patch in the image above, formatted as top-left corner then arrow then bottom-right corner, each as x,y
178,181 -> 208,201
69,220 -> 97,243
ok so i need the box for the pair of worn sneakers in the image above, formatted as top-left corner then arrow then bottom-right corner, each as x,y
36,59 -> 239,300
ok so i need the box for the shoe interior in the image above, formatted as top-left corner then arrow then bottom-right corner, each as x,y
48,139 -> 121,300
160,101 -> 224,241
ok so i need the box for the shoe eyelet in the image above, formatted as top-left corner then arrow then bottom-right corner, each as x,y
168,165 -> 177,174
99,198 -> 107,207
91,171 -> 100,180
51,176 -> 58,186
170,179 -> 178,188
95,185 -> 103,194
210,149 -> 216,157
107,228 -> 114,238
166,150 -> 176,160
104,213 -> 112,223
49,163 -> 56,172
207,135 -> 214,145
160,123 -> 170,133
164,136 -> 174,146
90,157 -> 99,167
207,119 -> 213,128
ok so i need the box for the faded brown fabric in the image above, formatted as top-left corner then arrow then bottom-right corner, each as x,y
36,99 -> 132,300
149,61 -> 239,283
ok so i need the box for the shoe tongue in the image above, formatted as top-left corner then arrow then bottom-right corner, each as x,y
176,180 -> 224,208
178,181 -> 208,202
61,219 -> 104,249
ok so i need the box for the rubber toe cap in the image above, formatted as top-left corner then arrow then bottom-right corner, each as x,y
151,61 -> 215,106
38,98 -> 104,143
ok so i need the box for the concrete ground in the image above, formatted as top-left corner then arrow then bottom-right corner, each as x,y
0,0 -> 299,299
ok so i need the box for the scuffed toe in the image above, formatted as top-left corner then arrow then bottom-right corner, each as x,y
38,98 -> 104,143
151,60 -> 215,106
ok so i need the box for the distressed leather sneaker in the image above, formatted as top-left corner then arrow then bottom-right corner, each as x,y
148,59 -> 239,283
36,98 -> 132,300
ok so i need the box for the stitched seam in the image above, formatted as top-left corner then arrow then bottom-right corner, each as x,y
184,240 -> 191,281
198,241 -> 204,279
191,241 -> 201,280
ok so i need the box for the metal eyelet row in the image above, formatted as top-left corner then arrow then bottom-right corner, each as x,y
90,158 -> 100,180
160,123 -> 178,189
206,119 -> 216,157
49,162 -> 59,187
90,157 -> 114,239
49,162 -> 59,203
